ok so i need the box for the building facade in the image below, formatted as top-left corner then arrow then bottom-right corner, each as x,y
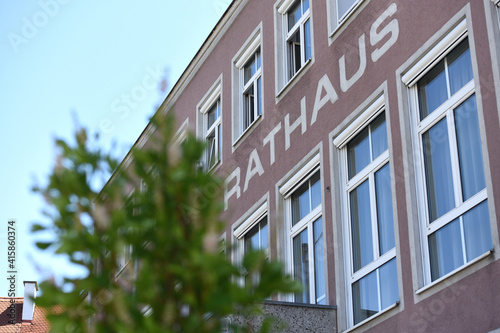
127,0 -> 500,331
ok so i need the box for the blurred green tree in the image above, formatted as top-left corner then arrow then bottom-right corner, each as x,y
32,114 -> 298,333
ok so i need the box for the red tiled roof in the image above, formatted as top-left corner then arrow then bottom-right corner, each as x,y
0,297 -> 51,333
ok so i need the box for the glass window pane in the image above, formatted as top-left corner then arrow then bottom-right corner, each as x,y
429,218 -> 464,281
293,229 -> 310,303
352,269 -> 378,325
288,31 -> 302,78
303,0 -> 309,12
463,200 -> 492,261
375,163 -> 395,255
207,130 -> 216,168
310,171 -> 321,210
292,172 -> 320,225
338,0 -> 357,21
287,0 -> 301,31
379,259 -> 399,309
418,59 -> 447,120
260,219 -> 269,251
448,39 -> 473,96
244,60 -> 253,85
256,49 -> 261,70
304,19 -> 311,61
244,223 -> 259,253
243,86 -> 254,130
207,107 -> 216,130
422,118 -> 455,222
350,180 -> 373,271
347,126 -> 370,179
207,100 -> 220,130
454,94 -> 485,201
371,113 -> 388,160
313,217 -> 326,304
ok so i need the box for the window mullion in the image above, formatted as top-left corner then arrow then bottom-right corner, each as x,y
376,269 -> 382,312
368,125 -> 373,162
253,80 -> 258,120
369,172 -> 380,259
447,108 -> 463,207
300,24 -> 305,67
308,224 -> 316,303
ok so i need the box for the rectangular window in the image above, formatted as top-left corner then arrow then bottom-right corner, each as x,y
285,0 -> 311,81
410,37 -> 492,283
198,80 -> 222,170
232,28 -> 263,144
342,111 -> 399,326
242,48 -> 262,133
233,202 -> 269,289
287,169 -> 326,305
205,99 -> 221,170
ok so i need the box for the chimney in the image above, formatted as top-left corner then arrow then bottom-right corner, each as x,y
22,281 -> 38,323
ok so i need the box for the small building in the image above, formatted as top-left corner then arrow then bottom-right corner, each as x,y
116,0 -> 500,332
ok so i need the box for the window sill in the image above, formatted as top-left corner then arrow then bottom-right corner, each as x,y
343,301 -> 399,333
232,115 -> 263,151
415,249 -> 494,295
276,58 -> 312,101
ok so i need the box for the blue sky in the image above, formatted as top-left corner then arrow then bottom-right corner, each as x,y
0,0 -> 231,296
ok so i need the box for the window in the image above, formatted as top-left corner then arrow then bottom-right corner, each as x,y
232,29 -> 263,142
283,166 -> 326,305
408,36 -> 492,283
275,0 -> 313,91
339,109 -> 399,326
242,49 -> 262,133
198,80 -> 222,170
285,0 -> 311,81
205,99 -> 221,169
233,203 -> 269,287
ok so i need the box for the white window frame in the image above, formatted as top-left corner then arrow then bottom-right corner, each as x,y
279,154 -> 326,305
197,79 -> 222,171
403,22 -> 492,286
232,27 -> 263,146
335,96 -> 399,327
275,0 -> 313,94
